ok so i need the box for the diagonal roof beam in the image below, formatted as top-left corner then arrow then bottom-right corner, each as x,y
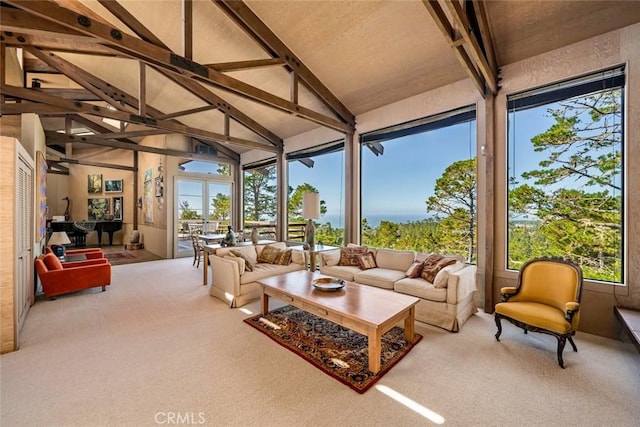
24,46 -> 136,113
206,58 -> 286,72
2,85 -> 279,153
214,0 -> 355,128
443,0 -> 497,95
5,0 -> 351,133
472,0 -> 498,72
95,0 -> 283,147
422,0 -> 486,95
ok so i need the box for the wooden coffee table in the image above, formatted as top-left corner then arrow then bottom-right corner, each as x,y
257,270 -> 420,373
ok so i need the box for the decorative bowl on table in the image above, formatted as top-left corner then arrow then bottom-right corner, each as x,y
312,277 -> 345,291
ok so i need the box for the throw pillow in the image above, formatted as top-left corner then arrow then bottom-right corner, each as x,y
421,254 -> 457,284
43,253 -> 63,271
273,249 -> 292,265
338,246 -> 368,266
405,261 -> 424,278
357,251 -> 377,270
257,245 -> 280,264
230,250 -> 255,271
433,261 -> 466,288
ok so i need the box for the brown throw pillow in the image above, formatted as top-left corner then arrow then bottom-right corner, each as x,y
230,250 -> 254,271
257,245 -> 280,264
421,254 -> 457,283
405,261 -> 423,278
357,251 -> 377,270
273,249 -> 292,265
338,246 -> 368,266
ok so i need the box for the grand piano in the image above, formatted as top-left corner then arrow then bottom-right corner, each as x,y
49,220 -> 123,246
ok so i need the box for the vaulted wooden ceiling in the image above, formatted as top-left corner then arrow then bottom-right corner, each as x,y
2,1 -> 640,164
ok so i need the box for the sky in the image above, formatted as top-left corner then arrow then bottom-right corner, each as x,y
176,90 -> 621,229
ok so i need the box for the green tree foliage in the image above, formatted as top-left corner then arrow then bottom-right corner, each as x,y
243,167 -> 276,221
179,201 -> 200,220
509,89 -> 622,281
210,193 -> 230,221
426,158 -> 477,262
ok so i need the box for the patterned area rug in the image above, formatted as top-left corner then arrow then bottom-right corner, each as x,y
103,250 -> 161,265
244,305 -> 422,393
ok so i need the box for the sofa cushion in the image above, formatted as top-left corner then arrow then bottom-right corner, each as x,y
257,245 -> 280,264
321,249 -> 341,266
291,249 -> 305,265
394,277 -> 448,302
433,261 -> 466,288
43,253 -> 63,271
421,254 -> 458,283
338,246 -> 368,266
273,249 -> 292,265
405,261 -> 424,278
240,262 -> 303,284
357,251 -> 377,270
354,268 -> 406,290
256,242 -> 287,258
375,249 -> 415,271
223,254 -> 245,275
229,249 -> 256,271
320,265 -> 361,282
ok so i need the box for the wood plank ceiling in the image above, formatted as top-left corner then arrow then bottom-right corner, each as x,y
2,0 -> 640,168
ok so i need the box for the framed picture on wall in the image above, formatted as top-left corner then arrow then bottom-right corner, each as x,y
155,176 -> 164,198
112,196 -> 123,221
88,174 -> 102,193
105,179 -> 123,193
88,198 -> 110,220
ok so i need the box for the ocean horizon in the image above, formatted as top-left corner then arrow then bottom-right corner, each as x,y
319,212 -> 429,228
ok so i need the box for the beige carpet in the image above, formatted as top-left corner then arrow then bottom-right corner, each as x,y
2,257 -> 639,426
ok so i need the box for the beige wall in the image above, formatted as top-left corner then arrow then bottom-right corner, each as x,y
493,23 -> 640,337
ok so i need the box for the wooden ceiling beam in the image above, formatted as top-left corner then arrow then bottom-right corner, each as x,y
2,84 -> 278,152
48,157 -> 136,172
214,0 -> 355,128
154,105 -> 218,120
90,129 -> 168,139
443,0 -> 497,94
97,0 -> 170,49
1,32 -> 118,57
0,102 -> 73,115
422,0 -> 486,95
205,58 -> 286,72
182,0 -> 192,59
23,57 -> 61,73
72,0 -> 282,147
473,0 -> 498,72
38,88 -> 101,101
45,130 -> 227,162
24,46 -> 136,113
0,6 -> 93,40
4,0 -> 351,133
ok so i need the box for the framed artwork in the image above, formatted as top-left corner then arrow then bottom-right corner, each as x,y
155,176 -> 164,198
36,151 -> 47,240
88,174 -> 102,193
105,179 -> 123,193
143,178 -> 153,223
144,168 -> 153,183
88,198 -> 110,220
112,196 -> 123,221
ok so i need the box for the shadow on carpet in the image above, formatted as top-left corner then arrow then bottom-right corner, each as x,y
244,305 -> 422,394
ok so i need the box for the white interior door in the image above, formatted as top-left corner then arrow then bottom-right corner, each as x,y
16,152 -> 33,334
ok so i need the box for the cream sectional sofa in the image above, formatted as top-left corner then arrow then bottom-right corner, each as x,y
209,242 -> 306,307
319,247 -> 477,332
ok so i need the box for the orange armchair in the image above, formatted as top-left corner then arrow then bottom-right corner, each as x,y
44,246 -> 104,259
35,253 -> 112,298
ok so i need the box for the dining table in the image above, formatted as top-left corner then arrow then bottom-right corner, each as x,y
199,233 -> 226,244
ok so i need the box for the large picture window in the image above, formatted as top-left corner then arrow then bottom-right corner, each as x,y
243,160 -> 277,232
288,141 -> 345,245
507,67 -> 625,283
360,107 -> 477,262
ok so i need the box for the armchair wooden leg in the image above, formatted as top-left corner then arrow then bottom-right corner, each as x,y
568,336 -> 578,352
556,336 -> 567,368
494,313 -> 503,341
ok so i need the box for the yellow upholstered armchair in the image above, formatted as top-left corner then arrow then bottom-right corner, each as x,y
494,257 -> 583,368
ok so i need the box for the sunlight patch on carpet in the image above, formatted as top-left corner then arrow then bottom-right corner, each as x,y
244,305 -> 422,394
375,385 -> 445,424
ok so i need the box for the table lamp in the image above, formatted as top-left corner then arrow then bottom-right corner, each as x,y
303,192 -> 320,248
48,231 -> 71,259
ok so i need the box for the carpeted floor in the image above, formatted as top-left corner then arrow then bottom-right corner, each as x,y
244,305 -> 423,393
